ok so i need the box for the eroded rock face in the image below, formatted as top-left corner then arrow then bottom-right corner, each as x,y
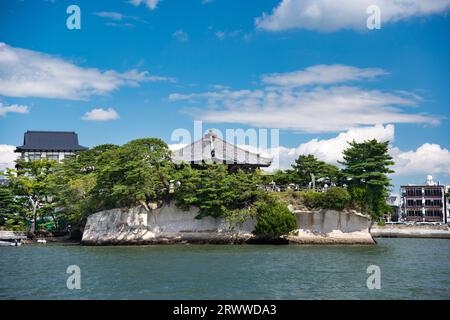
288,210 -> 374,244
82,204 -> 255,245
81,204 -> 374,245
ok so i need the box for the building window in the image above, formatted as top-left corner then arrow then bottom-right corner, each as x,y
46,152 -> 59,161
28,152 -> 42,161
406,210 -> 422,217
425,210 -> 442,217
406,188 -> 422,197
425,199 -> 442,207
424,188 -> 442,197
407,199 -> 421,207
63,152 -> 74,159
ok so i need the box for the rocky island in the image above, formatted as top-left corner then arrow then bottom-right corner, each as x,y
81,203 -> 374,245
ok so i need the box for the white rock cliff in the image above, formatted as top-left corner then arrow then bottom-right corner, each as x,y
81,203 -> 374,245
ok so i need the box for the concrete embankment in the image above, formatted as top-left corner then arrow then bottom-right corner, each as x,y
81,203 -> 374,245
371,224 -> 450,239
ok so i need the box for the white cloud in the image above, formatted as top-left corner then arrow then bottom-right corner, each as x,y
256,0 -> 450,32
0,42 -> 170,100
105,22 -> 135,28
94,12 -> 127,20
173,30 -> 190,42
129,0 -> 160,10
82,108 -> 120,121
296,124 -> 394,163
215,31 -> 226,40
215,30 -> 243,40
94,11 -> 147,27
262,64 -> 387,87
392,143 -> 450,176
259,124 -> 393,170
170,84 -> 438,133
258,125 -> 450,179
0,102 -> 29,117
168,125 -> 450,178
0,145 -> 18,171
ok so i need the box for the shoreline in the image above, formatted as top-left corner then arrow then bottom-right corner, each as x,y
371,224 -> 450,239
5,225 -> 450,246
80,206 -> 375,246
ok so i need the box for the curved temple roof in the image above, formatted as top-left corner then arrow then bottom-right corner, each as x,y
171,131 -> 272,167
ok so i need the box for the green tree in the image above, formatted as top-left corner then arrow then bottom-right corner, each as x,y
173,164 -> 262,218
92,138 -> 172,209
291,154 -> 340,187
0,184 -> 26,230
51,144 -> 118,227
270,170 -> 296,185
7,159 -> 58,233
339,139 -> 394,217
303,187 -> 351,210
253,197 -> 298,238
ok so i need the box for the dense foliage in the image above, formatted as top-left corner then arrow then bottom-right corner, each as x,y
6,159 -> 58,232
253,197 -> 298,238
0,185 -> 25,231
339,140 -> 394,217
0,137 -> 395,234
173,164 -> 263,218
291,155 -> 341,187
266,140 -> 394,218
51,144 -> 119,226
54,139 -> 173,227
91,138 -> 172,209
303,187 -> 351,210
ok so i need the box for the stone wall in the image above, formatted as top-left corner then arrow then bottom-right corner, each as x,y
81,204 -> 374,245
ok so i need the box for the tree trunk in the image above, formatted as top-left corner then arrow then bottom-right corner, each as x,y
30,199 -> 38,234
50,212 -> 59,230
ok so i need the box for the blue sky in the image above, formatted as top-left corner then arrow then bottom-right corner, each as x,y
1,0 -> 450,192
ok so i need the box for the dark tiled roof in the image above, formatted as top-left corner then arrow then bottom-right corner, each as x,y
16,131 -> 88,152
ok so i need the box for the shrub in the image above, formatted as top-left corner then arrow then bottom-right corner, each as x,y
303,187 -> 350,210
303,190 -> 322,208
348,186 -> 369,212
320,187 -> 350,210
4,219 -> 26,231
253,199 -> 298,238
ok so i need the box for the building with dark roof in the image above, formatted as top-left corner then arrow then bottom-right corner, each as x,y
15,131 -> 87,162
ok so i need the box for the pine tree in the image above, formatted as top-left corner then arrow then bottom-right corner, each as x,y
292,154 -> 340,187
339,139 -> 394,217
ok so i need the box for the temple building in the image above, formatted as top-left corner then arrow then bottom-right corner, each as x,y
171,130 -> 272,171
15,131 -> 87,163
400,175 -> 447,223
